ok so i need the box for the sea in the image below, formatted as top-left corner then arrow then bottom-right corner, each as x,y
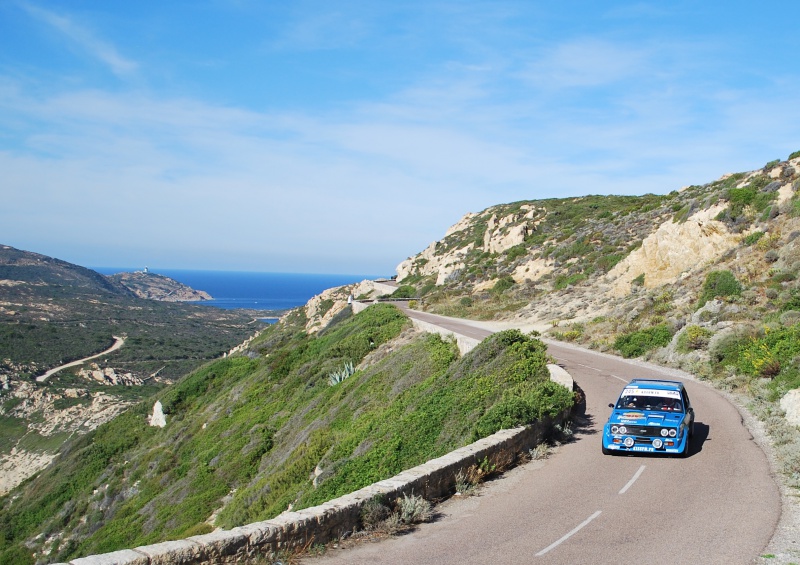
92,268 -> 380,313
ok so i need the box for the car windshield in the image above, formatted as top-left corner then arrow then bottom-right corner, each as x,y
616,391 -> 683,412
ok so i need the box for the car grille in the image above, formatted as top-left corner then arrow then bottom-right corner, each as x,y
620,425 -> 664,437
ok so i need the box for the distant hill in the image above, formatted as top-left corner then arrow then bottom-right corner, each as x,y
108,271 -> 212,302
0,246 -> 266,497
0,245 -> 133,298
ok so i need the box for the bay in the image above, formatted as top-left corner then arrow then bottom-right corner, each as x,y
92,268 -> 380,311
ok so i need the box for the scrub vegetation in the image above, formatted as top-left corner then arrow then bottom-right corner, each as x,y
0,305 -> 573,563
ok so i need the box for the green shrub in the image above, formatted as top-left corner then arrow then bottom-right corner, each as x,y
678,325 -> 713,351
737,324 -> 800,378
0,546 -> 34,565
524,381 -> 575,419
505,244 -> 527,262
743,231 -> 765,245
698,270 -> 742,308
782,290 -> 800,312
631,273 -> 645,287
789,150 -> 800,160
473,381 -> 573,439
318,299 -> 335,317
391,285 -> 417,299
614,324 -> 672,358
491,276 -> 515,294
473,396 -> 533,438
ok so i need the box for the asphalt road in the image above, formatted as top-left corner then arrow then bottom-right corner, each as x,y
307,310 -> 780,565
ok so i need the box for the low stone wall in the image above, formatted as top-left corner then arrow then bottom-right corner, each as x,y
406,317 -> 480,356
66,405 -> 571,565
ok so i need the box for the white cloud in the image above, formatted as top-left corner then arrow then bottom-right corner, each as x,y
19,2 -> 138,78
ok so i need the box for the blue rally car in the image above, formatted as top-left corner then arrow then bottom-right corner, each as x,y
602,379 -> 694,456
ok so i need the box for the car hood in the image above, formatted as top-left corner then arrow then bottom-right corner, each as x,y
607,410 -> 684,427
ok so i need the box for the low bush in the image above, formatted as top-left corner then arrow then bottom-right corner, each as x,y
360,496 -> 392,530
737,324 -> 800,379
491,276 -> 515,294
698,270 -> 742,308
743,231 -> 765,245
391,285 -> 417,299
614,324 -> 673,358
677,325 -> 713,352
397,493 -> 432,524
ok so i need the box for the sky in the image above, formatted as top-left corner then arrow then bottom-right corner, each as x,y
1,1 -> 798,275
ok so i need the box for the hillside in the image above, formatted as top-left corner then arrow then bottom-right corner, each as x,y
0,305 -> 573,563
0,247 -> 266,495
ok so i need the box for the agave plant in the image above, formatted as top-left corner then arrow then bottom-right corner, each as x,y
328,360 -> 355,386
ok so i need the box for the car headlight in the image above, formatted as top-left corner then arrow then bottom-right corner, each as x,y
660,428 -> 669,437
623,437 -> 635,448
611,425 -> 619,434
669,429 -> 677,437
652,438 -> 663,449
618,425 -> 627,435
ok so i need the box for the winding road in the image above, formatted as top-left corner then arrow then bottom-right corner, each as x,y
309,309 -> 781,564
35,335 -> 125,382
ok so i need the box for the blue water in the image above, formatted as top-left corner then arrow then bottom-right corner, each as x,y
92,268 -> 380,312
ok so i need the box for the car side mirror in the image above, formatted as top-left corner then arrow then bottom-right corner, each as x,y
608,403 -> 614,408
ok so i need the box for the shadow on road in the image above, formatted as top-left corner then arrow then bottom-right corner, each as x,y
567,385 -> 598,439
687,421 -> 710,457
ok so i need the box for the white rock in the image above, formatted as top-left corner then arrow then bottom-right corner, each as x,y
149,401 -> 167,428
780,389 -> 800,427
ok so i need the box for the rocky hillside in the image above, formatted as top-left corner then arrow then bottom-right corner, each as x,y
395,157 -> 798,311
108,271 -> 212,302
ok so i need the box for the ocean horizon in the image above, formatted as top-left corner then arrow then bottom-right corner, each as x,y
92,268 -> 384,312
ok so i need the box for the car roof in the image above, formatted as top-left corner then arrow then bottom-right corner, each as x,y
625,379 -> 684,391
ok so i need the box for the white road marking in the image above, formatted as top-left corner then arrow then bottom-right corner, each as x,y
619,465 -> 646,494
535,510 -> 603,557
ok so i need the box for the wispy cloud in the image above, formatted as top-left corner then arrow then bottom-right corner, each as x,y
520,38 -> 649,89
19,2 -> 138,78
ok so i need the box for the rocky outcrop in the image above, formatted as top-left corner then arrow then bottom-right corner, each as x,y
78,363 -> 143,386
302,280 -> 391,334
397,205 -> 547,285
0,379 -> 136,494
482,205 -> 542,255
606,204 -> 739,297
396,240 -> 474,285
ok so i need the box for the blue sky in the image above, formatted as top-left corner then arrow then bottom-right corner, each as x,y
1,1 -> 798,275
